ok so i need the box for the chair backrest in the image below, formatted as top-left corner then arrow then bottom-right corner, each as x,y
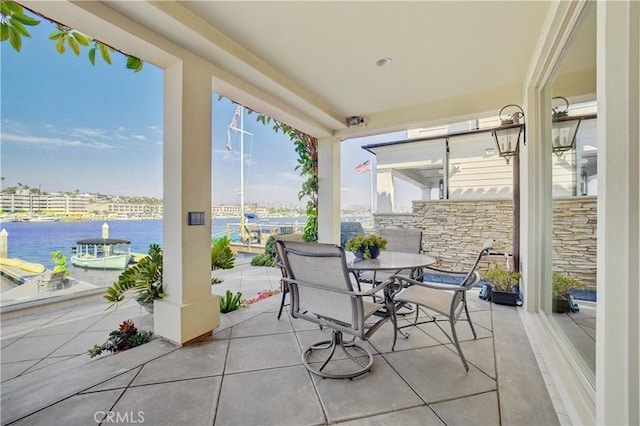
459,239 -> 494,290
37,271 -> 65,291
340,222 -> 365,247
378,228 -> 423,253
278,241 -> 360,333
273,234 -> 304,274
51,271 -> 65,281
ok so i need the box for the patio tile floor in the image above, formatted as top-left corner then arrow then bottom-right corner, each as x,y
1,263 -> 561,425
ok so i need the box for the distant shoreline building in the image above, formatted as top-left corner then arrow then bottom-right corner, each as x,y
0,190 -> 308,220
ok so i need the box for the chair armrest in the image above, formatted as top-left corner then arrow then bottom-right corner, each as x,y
423,265 -> 468,276
282,277 -> 357,296
393,274 -> 476,292
353,277 -> 393,297
422,266 -> 481,287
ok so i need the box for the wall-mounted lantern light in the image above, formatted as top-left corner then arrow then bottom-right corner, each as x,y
492,104 -> 525,164
551,96 -> 582,158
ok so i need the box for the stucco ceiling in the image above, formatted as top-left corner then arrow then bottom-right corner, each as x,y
27,1 -> 564,140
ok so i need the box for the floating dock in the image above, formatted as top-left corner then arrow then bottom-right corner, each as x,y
0,258 -> 46,284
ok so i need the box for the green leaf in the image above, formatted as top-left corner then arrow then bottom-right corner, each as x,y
72,31 -> 90,46
126,55 -> 143,72
11,12 -> 39,26
9,17 -> 30,37
1,2 -> 11,15
1,23 -> 8,42
5,0 -> 23,14
88,47 -> 96,65
67,35 -> 80,55
55,37 -> 65,54
98,42 -> 111,64
48,28 -> 64,40
7,26 -> 21,51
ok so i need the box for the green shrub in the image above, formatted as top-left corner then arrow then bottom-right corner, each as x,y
250,236 -> 277,267
220,290 -> 242,313
552,272 -> 586,298
251,253 -> 276,267
211,237 -> 235,270
264,236 -> 277,260
50,250 -> 70,277
481,267 -> 521,292
104,244 -> 165,309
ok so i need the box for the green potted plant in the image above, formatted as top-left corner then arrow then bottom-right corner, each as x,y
481,267 -> 521,306
104,243 -> 165,313
50,250 -> 71,282
552,272 -> 586,313
345,234 -> 388,259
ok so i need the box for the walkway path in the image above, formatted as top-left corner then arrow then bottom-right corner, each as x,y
1,262 -> 567,425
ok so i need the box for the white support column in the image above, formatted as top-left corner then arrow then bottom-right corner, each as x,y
155,60 -> 219,345
317,136 -> 341,244
376,170 -> 395,213
596,1 -> 640,424
522,87 -> 553,313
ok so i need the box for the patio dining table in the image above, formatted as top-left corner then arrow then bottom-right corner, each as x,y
346,250 -> 436,316
346,250 -> 435,279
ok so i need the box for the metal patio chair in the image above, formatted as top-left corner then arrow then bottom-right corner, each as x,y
36,271 -> 66,293
273,233 -> 304,320
391,239 -> 493,371
360,227 -> 424,285
277,240 -> 395,379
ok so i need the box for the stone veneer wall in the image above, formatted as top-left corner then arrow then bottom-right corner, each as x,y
374,199 -> 513,273
374,196 -> 597,288
552,197 -> 597,288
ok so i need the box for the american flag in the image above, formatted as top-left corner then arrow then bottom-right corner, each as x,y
355,159 -> 372,174
226,105 -> 242,151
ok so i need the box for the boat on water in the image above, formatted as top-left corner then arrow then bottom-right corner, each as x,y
70,238 -> 132,270
16,214 -> 61,222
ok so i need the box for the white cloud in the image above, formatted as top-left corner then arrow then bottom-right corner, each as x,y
342,186 -> 358,193
69,128 -> 107,138
0,132 -> 113,149
213,148 -> 235,160
245,183 -> 303,205
1,119 -> 27,134
131,134 -> 147,141
278,171 -> 302,181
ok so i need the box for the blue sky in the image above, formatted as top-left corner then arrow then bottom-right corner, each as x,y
1,14 -> 405,209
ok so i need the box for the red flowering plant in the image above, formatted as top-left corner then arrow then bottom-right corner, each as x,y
88,320 -> 152,358
241,289 -> 282,307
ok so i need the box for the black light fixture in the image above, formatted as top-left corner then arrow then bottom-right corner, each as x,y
551,96 -> 582,158
492,104 -> 525,165
491,104 -> 525,273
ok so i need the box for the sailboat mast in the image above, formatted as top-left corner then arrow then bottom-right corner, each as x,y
240,106 -> 245,223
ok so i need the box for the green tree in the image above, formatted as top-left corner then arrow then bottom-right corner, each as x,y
0,0 -> 40,52
50,250 -> 70,277
1,0 -> 142,71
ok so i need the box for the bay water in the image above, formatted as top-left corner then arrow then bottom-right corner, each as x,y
0,217 -> 306,292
